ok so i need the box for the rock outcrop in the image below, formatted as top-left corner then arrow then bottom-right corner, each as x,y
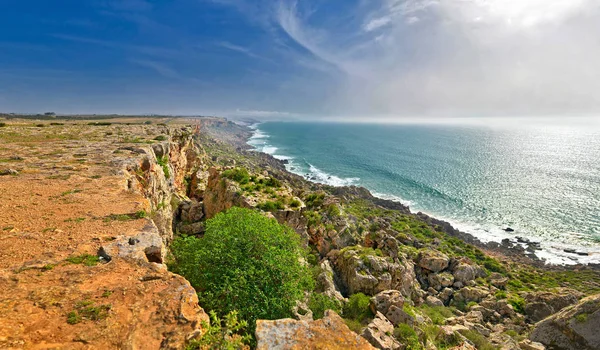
331,247 -> 420,300
529,294 -> 600,350
255,310 -> 375,350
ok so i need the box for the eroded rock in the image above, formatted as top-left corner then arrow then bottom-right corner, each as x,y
255,310 -> 375,350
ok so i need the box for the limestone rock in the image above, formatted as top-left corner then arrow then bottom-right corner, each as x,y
332,247 -> 420,299
452,286 -> 490,305
452,262 -> 484,284
429,272 -> 455,291
370,290 -> 405,315
524,288 -> 582,322
417,249 -> 450,273
316,260 -> 345,302
255,310 -> 375,350
529,294 -> 600,350
361,312 -> 401,350
426,295 -> 445,307
99,220 -> 165,263
519,340 -> 546,350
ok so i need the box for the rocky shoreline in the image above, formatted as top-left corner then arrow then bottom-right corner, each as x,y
241,124 -> 599,272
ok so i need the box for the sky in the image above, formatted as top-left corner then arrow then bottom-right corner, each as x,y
1,0 -> 600,119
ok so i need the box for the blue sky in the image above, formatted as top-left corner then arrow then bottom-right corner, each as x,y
1,0 -> 600,118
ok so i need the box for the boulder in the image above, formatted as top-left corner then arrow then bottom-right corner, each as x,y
418,250 -> 450,273
529,294 -> 600,350
429,272 -> 455,291
255,310 -> 375,350
370,290 -> 405,315
361,312 -> 401,350
0,168 -> 18,176
519,340 -> 546,350
332,247 -> 420,299
524,289 -> 583,322
452,286 -> 490,305
426,296 -> 445,307
452,262 -> 484,284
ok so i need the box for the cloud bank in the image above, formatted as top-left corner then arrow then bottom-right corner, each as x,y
263,0 -> 600,117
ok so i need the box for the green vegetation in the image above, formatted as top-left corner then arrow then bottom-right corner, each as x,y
256,200 -> 285,212
61,189 -> 82,196
305,193 -> 325,208
67,300 -> 111,324
186,311 -> 250,350
222,167 -> 251,184
154,135 -> 168,141
418,305 -> 454,325
343,293 -> 373,324
42,264 -> 55,271
508,295 -> 526,314
460,330 -> 498,350
304,210 -> 322,227
66,254 -> 100,266
290,199 -> 301,208
157,156 -> 170,179
171,207 -> 313,334
104,210 -> 147,222
0,122 -> 6,127
102,290 -> 113,298
575,313 -> 588,323
394,324 -> 421,350
308,293 -> 343,320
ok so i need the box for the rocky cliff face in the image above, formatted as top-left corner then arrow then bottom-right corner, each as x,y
0,122 -> 209,349
530,294 -> 600,350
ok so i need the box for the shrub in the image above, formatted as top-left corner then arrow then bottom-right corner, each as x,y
171,207 -> 313,332
186,310 -> 250,349
222,168 -> 250,184
0,122 -> 6,127
305,193 -> 325,208
508,296 -> 526,314
343,293 -> 373,323
419,305 -> 454,325
308,293 -> 343,320
154,135 -> 168,141
290,199 -> 301,208
257,200 -> 284,212
394,323 -> 421,350
262,177 -> 281,188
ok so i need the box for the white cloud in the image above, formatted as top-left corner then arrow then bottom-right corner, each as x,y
363,16 -> 391,32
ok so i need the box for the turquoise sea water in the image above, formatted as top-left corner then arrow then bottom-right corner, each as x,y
248,121 -> 600,265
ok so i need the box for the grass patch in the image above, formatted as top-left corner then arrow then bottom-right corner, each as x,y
104,211 -> 147,222
66,254 -> 100,266
418,305 -> 454,325
67,300 -> 111,324
394,323 -> 421,350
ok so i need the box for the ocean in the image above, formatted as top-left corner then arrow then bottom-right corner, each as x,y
247,121 -> 600,265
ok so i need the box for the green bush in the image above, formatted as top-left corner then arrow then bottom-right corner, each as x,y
257,200 -> 284,212
343,293 -> 373,323
186,311 -> 250,350
290,199 -> 301,208
171,207 -> 313,331
305,193 -> 325,208
308,293 -> 343,320
222,168 -> 250,184
508,296 -> 526,314
0,122 -> 6,127
394,323 -> 422,350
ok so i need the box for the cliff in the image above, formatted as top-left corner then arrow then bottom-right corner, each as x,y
1,117 -> 599,350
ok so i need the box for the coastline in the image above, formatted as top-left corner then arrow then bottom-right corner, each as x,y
245,122 -> 600,268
